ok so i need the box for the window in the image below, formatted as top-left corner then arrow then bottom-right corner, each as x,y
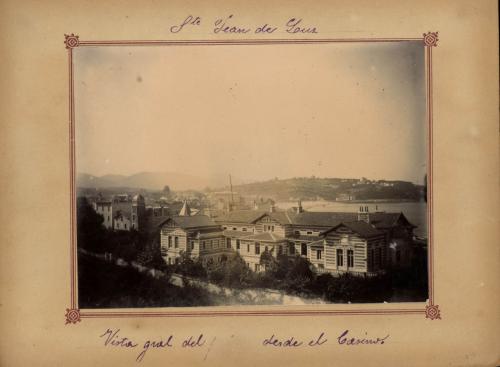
108,216 -> 110,221
255,243 -> 260,255
347,249 -> 354,267
167,257 -> 171,265
271,225 -> 275,232
255,264 -> 261,272
294,231 -> 300,236
232,227 -> 237,231
124,223 -> 127,229
301,243 -> 307,256
189,241 -> 194,250
247,244 -> 250,252
236,239 -> 240,250
175,258 -> 179,265
288,243 -> 295,254
242,228 -> 247,232
168,236 -> 172,247
226,238 -> 231,248
223,226 -> 227,230
201,241 -> 206,250
337,249 -> 344,267
316,250 -> 322,260
174,237 -> 179,248
307,231 -> 313,235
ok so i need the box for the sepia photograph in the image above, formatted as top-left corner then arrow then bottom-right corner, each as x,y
74,41 -> 429,308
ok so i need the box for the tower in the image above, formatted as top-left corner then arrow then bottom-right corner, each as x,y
357,205 -> 370,223
132,194 -> 146,230
179,200 -> 192,216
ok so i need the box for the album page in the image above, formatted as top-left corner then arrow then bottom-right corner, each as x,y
0,0 -> 498,366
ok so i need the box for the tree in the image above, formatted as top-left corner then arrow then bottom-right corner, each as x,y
259,249 -> 275,269
310,273 -> 335,295
206,253 -> 253,288
282,255 -> 315,293
176,251 -> 207,278
162,185 -> 171,197
77,197 -> 107,253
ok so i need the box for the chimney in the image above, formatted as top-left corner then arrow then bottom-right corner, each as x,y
358,205 -> 370,223
297,199 -> 303,213
293,199 -> 304,214
269,204 -> 276,213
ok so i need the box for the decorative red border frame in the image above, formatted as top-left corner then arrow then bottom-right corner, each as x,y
65,33 -> 440,324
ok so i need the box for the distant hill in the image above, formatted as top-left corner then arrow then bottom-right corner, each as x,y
77,172 -> 229,191
214,177 -> 425,202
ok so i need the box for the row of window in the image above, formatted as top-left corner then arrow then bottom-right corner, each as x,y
263,225 -> 275,232
166,237 -> 228,250
223,226 -> 249,232
336,249 -> 354,267
115,220 -> 130,230
242,262 -> 261,272
167,236 -> 180,248
294,230 -> 314,236
163,236 -> 375,270
200,239 -> 226,250
310,248 -> 354,267
222,226 -> 319,236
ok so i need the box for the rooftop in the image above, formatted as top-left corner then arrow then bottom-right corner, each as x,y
214,209 -> 415,229
240,232 -> 286,242
167,215 -> 218,229
322,221 -> 384,238
214,210 -> 268,224
223,230 -> 254,238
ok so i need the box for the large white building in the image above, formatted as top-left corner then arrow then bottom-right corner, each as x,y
93,194 -> 168,232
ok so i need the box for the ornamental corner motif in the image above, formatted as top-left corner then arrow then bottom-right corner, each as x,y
65,308 -> 81,324
65,34 -> 80,49
423,32 -> 439,47
425,304 -> 441,320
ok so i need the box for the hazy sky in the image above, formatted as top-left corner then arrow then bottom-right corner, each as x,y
74,41 -> 426,184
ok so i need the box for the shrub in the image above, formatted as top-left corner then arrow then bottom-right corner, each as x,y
175,252 -> 207,278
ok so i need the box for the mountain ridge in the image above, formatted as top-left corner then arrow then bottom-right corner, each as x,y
77,171 -> 230,191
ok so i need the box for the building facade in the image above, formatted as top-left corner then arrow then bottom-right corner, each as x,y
159,202 -> 232,266
93,194 -> 169,232
159,201 -> 417,276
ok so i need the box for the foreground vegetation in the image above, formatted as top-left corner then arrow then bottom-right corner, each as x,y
172,251 -> 427,303
78,253 -> 218,308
